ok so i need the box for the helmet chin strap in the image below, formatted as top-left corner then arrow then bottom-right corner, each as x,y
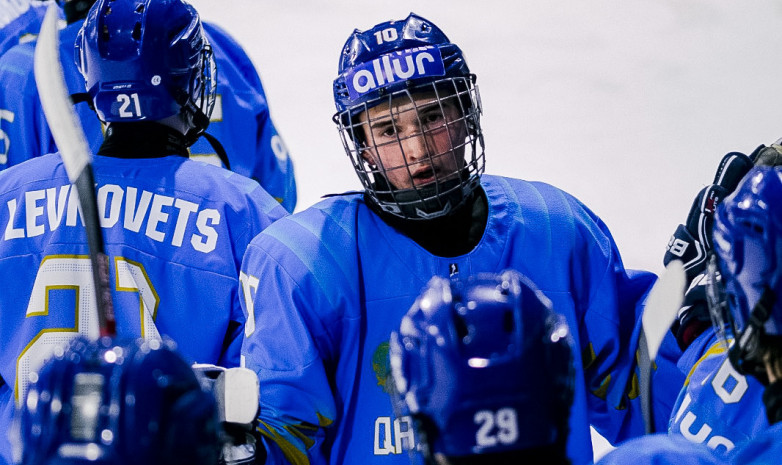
730,286 -> 778,385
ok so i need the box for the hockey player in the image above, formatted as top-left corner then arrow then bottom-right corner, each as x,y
600,162 -> 782,465
238,13 -> 683,465
662,145 -> 782,455
12,336 -> 222,465
0,0 -> 51,57
0,0 -> 297,212
705,165 -> 782,463
389,271 -> 575,465
0,0 -> 286,463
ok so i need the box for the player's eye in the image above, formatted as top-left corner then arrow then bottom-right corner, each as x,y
376,125 -> 397,138
421,111 -> 444,127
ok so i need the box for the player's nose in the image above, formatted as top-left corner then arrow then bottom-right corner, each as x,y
402,132 -> 430,162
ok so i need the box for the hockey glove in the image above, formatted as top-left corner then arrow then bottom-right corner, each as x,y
663,151 -> 753,282
752,143 -> 782,167
670,270 -> 712,351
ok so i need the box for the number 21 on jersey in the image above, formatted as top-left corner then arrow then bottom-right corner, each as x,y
15,254 -> 160,404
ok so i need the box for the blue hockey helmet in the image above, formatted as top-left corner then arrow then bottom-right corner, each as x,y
333,13 -> 485,220
75,0 -> 216,145
708,166 -> 782,384
14,337 -> 220,465
389,270 -> 575,461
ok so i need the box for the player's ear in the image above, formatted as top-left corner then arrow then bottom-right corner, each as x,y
360,145 -> 377,167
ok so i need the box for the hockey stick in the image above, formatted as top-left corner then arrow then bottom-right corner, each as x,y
638,260 -> 686,434
34,5 -> 116,338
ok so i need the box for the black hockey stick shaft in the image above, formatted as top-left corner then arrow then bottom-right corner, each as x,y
75,168 -> 116,337
34,5 -> 116,338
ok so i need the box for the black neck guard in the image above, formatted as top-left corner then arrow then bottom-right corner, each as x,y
97,122 -> 190,160
368,186 -> 488,257
63,0 -> 94,24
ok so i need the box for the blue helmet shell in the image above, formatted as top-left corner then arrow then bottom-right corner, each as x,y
75,0 -> 216,136
389,270 -> 575,459
712,166 -> 782,380
15,337 -> 220,465
333,13 -> 471,115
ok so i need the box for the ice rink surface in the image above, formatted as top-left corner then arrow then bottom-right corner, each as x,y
186,0 -> 782,458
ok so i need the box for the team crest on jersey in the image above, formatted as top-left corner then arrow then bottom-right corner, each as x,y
372,342 -> 393,394
346,46 -> 445,102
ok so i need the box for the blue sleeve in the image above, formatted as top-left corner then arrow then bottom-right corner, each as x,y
0,21 -> 103,171
668,329 -> 769,456
559,191 -> 684,444
0,42 -> 53,169
0,2 -> 49,57
240,223 -> 343,465
220,172 -> 289,368
499,179 -> 683,450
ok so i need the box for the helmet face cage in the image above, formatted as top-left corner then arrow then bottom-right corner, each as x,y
388,271 -> 574,460
706,253 -> 732,351
335,77 -> 484,220
180,39 -> 217,144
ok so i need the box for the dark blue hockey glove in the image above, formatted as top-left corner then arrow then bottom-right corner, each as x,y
670,270 -> 712,351
663,151 -> 754,282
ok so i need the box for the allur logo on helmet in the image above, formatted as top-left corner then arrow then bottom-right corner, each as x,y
345,46 -> 445,101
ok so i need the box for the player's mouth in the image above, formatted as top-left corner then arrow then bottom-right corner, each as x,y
411,167 -> 438,186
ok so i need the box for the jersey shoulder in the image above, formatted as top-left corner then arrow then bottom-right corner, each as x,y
0,0 -> 45,56
482,174 -> 606,241
483,174 -> 586,213
145,157 -> 286,219
598,434 -> 726,465
729,422 -> 782,464
257,192 -> 363,242
0,152 -> 66,188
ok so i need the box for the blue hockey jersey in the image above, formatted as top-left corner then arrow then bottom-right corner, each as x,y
189,22 -> 297,213
595,433 -> 726,465
239,175 -> 684,465
0,0 -> 50,57
0,18 -> 297,212
668,328 -> 769,456
0,152 -> 287,465
727,421 -> 782,464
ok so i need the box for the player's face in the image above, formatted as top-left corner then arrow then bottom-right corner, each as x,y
358,91 -> 468,190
